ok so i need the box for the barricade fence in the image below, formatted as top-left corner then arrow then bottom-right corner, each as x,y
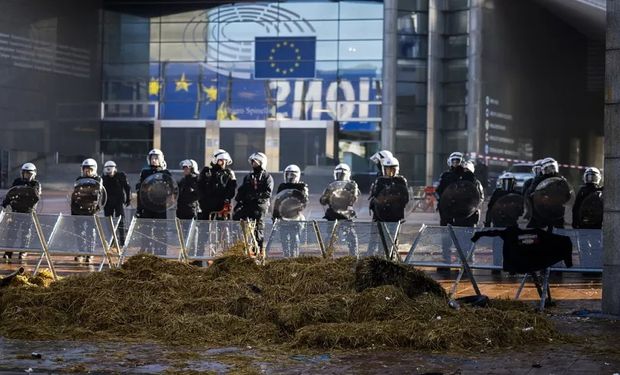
0,210 -> 604,276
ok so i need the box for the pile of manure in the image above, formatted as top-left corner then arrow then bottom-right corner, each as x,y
0,254 -> 556,350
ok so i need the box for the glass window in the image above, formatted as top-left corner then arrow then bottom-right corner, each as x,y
443,59 -> 468,82
104,43 -> 156,63
160,10 -> 209,23
444,10 -> 469,35
103,63 -> 153,79
396,106 -> 427,130
397,59 -> 427,82
398,35 -> 428,59
160,22 -> 210,43
442,82 -> 467,104
103,80 -> 148,101
339,40 -> 383,60
101,122 -> 153,172
280,128 -> 327,169
445,0 -> 470,11
397,82 -> 427,106
338,61 -> 382,78
398,0 -> 429,12
444,35 -> 468,58
339,1 -> 384,20
220,128 -> 266,165
279,21 -> 339,40
397,12 -> 428,34
279,2 -> 340,20
217,20 -> 278,42
441,106 -> 467,130
339,20 -> 383,40
161,128 -> 206,167
160,42 -> 207,62
104,11 -> 151,24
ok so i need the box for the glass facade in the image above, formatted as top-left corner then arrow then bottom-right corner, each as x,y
101,0 -> 384,171
395,0 -> 429,185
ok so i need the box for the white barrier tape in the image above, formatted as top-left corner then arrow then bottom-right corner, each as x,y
478,154 -> 596,170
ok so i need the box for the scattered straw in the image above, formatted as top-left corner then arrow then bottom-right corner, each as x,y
0,254 -> 556,351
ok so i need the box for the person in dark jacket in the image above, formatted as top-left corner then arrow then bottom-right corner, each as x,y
233,152 -> 273,255
102,160 -> 131,246
572,167 -> 603,229
273,164 -> 309,257
135,149 -> 173,255
2,163 -> 41,260
177,159 -> 200,220
484,172 -> 523,228
436,152 -> 484,227
526,157 -> 571,229
522,159 -> 543,220
71,158 -> 104,263
369,150 -> 393,176
198,149 -> 237,220
319,163 -> 360,256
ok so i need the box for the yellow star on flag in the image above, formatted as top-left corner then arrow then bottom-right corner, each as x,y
203,85 -> 217,102
148,78 -> 161,96
175,73 -> 192,92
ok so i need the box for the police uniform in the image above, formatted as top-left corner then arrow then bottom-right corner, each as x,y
136,166 -> 172,220
526,172 -> 570,229
102,171 -> 131,245
2,178 -> 41,259
273,182 -> 309,257
198,164 -> 237,220
233,169 -> 274,251
572,183 -> 603,229
177,172 -> 200,220
436,166 -> 483,226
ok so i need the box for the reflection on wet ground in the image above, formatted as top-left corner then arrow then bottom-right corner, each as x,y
1,300 -> 619,374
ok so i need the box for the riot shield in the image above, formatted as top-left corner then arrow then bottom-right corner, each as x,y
372,180 -> 409,222
71,178 -> 106,215
577,190 -> 603,228
438,180 -> 482,221
139,173 -> 178,213
323,181 -> 358,217
489,193 -> 523,227
273,189 -> 306,220
4,185 -> 39,213
532,177 -> 571,221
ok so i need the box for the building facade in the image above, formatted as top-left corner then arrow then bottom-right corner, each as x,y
0,0 -> 606,188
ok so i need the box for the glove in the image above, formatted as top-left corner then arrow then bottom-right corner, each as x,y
471,232 -> 482,243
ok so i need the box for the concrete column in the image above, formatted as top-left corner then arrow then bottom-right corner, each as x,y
425,0 -> 442,184
381,0 -> 398,152
153,120 -> 161,150
265,120 -> 280,173
466,0 -> 483,156
603,0 -> 620,315
205,120 -> 219,166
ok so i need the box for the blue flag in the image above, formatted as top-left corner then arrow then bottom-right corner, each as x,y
255,37 -> 316,79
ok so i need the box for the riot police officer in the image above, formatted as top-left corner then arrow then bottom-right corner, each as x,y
72,158 -> 104,263
136,149 -> 172,220
572,167 -> 603,229
526,157 -> 571,229
273,164 -> 309,257
320,163 -> 360,256
522,159 -> 544,220
198,149 -> 237,220
484,172 -> 523,227
177,159 -> 200,220
2,163 -> 41,260
436,152 -> 484,226
369,150 -> 393,176
369,156 -> 409,222
102,161 -> 131,246
233,152 -> 274,254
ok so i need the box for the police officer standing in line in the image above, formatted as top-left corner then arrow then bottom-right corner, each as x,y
177,159 -> 200,220
522,159 -> 543,220
572,167 -> 603,229
272,164 -> 309,257
526,157 -> 571,229
369,150 -> 393,176
71,159 -> 103,263
484,172 -> 522,228
198,149 -> 237,220
233,152 -> 274,254
436,152 -> 483,227
319,163 -> 360,256
2,163 -> 41,260
102,161 -> 131,246
136,149 -> 172,220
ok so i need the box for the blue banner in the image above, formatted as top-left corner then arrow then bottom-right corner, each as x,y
255,37 -> 316,79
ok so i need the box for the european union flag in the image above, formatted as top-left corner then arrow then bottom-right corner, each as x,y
255,37 -> 316,79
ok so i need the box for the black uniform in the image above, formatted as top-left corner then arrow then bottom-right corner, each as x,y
526,172 -> 570,229
233,168 -> 274,251
273,182 -> 309,257
369,176 -> 409,222
2,178 -> 41,258
572,183 -> 603,229
320,181 -> 360,256
136,166 -> 172,220
436,166 -> 483,226
102,172 -> 131,246
198,164 -> 237,220
484,188 -> 523,227
71,175 -> 103,256
177,173 -> 200,220
522,177 -> 535,220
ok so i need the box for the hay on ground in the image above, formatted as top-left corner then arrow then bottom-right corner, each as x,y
0,254 -> 556,351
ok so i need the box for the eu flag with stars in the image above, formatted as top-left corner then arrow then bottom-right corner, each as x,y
255,37 -> 316,79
